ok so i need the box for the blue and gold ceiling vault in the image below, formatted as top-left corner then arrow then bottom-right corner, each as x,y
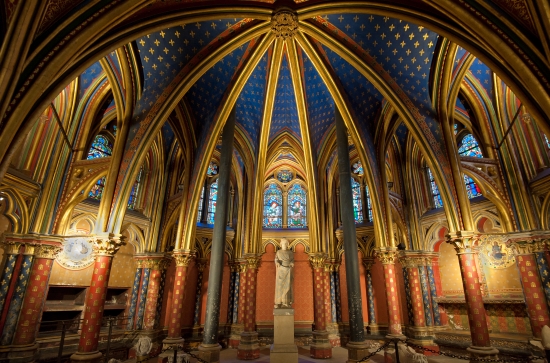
235,48 -> 269,152
269,52 -> 302,142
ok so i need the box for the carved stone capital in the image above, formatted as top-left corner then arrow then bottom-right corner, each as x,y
362,257 -> 375,271
309,253 -> 327,269
271,10 -> 298,39
196,258 -> 208,272
376,248 -> 398,265
446,231 -> 478,254
1,241 -> 21,255
35,244 -> 62,259
172,251 -> 194,267
399,256 -> 424,269
93,234 -> 126,256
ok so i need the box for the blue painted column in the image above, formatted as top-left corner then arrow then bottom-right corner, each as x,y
127,263 -> 143,330
362,258 -> 377,333
135,268 -> 151,330
426,264 -> 442,326
418,265 -> 434,327
193,260 -> 207,327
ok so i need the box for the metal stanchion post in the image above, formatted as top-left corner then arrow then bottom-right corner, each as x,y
395,339 -> 400,363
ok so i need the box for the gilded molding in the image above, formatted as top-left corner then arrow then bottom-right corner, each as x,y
271,10 -> 298,39
92,234 -> 126,256
399,257 -> 423,269
308,253 -> 326,269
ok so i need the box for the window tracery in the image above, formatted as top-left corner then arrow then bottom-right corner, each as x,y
127,167 -> 143,210
87,135 -> 113,159
458,134 -> 483,158
287,183 -> 307,228
207,179 -> 218,224
427,168 -> 443,209
263,183 -> 283,228
351,177 -> 364,224
88,176 -> 106,200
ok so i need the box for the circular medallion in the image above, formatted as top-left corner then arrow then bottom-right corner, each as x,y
56,237 -> 95,270
479,238 -> 515,269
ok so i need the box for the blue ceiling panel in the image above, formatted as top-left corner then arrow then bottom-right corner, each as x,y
236,49 -> 269,152
300,49 -> 335,155
269,54 -> 302,141
469,58 -> 493,98
79,61 -> 104,99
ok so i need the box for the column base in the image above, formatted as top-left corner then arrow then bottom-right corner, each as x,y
228,323 -> 243,348
404,336 -> 438,356
70,351 -> 103,363
467,346 -> 499,362
162,336 -> 184,349
367,324 -> 379,335
198,343 -> 221,363
237,331 -> 260,360
310,331 -> 332,358
2,343 -> 39,363
346,341 -> 371,363
271,344 -> 298,363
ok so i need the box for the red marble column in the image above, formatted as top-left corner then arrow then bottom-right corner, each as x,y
12,243 -> 62,346
514,245 -> 550,339
447,233 -> 498,358
309,253 -> 332,358
71,235 -> 125,363
143,257 -> 170,331
377,249 -> 403,337
401,259 -> 426,328
237,256 -> 260,360
164,251 -> 193,345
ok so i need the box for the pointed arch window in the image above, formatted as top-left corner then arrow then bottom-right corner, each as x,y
197,186 -> 205,223
464,174 -> 482,199
87,135 -> 113,159
127,167 -> 143,210
365,185 -> 373,222
287,183 -> 307,228
207,179 -> 218,224
263,183 -> 283,228
427,168 -> 443,209
89,176 -> 106,200
351,177 -> 364,224
458,134 -> 483,158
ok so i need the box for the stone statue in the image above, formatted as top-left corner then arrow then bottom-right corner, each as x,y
274,238 -> 294,308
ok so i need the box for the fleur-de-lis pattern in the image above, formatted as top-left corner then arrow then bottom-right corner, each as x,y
418,265 -> 433,326
127,267 -> 142,330
426,265 -> 441,325
401,268 -> 414,325
0,254 -> 17,316
135,268 -> 150,330
0,254 -> 33,345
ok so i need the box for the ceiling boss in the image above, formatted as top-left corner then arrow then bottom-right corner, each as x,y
271,10 -> 299,39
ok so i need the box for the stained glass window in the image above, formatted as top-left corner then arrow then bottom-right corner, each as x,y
544,134 -> 550,149
88,176 -> 106,200
365,185 -> 373,222
87,135 -> 113,159
453,123 -> 458,135
127,167 -> 143,210
458,134 -> 483,158
427,168 -> 443,209
277,170 -> 293,183
352,161 -> 364,175
197,186 -> 205,223
263,183 -> 283,228
207,162 -> 219,176
351,178 -> 364,224
287,184 -> 307,228
207,179 -> 218,224
464,174 -> 482,199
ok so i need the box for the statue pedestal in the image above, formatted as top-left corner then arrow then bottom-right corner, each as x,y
270,308 -> 298,363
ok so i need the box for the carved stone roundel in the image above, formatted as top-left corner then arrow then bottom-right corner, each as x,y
271,11 -> 298,39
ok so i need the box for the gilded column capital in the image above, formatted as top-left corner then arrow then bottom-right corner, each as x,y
446,231 -> 478,254
245,255 -> 262,270
362,257 -> 375,270
271,10 -> 298,39
1,241 -> 21,254
34,244 -> 62,259
92,234 -> 126,256
136,254 -> 171,269
398,256 -> 423,269
172,252 -> 194,267
308,253 -> 327,269
376,248 -> 398,265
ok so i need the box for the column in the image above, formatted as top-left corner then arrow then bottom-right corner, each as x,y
143,256 -> 170,330
447,232 -> 498,360
71,234 -> 125,363
362,258 -> 378,334
426,256 -> 446,326
11,243 -> 62,348
376,249 -> 404,337
228,263 -> 242,348
237,256 -> 261,360
127,261 -> 144,330
334,109 -> 367,362
326,261 -> 340,347
399,256 -> 425,333
418,264 -> 434,327
199,108 -> 236,363
309,253 -> 332,358
200,180 -> 210,224
135,264 -> 151,331
163,251 -> 193,346
0,239 -> 24,341
512,240 -> 550,339
192,259 -> 207,333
